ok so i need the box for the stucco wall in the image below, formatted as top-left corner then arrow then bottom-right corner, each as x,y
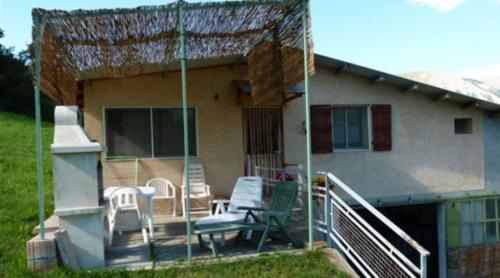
84,63 -> 492,203
84,66 -> 248,200
484,114 -> 500,193
284,65 -> 486,201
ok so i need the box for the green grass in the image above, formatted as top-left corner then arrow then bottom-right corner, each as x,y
43,251 -> 348,278
0,110 -> 347,277
0,110 -> 55,277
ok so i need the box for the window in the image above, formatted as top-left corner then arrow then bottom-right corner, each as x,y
455,118 -> 473,134
153,108 -> 197,157
332,106 -> 369,150
106,108 -> 152,157
105,107 -> 197,158
446,197 -> 500,248
311,104 -> 390,153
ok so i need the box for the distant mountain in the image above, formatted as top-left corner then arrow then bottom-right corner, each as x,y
400,71 -> 500,105
484,75 -> 500,90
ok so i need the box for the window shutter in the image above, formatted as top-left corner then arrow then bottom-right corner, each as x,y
371,105 -> 392,151
311,105 -> 333,153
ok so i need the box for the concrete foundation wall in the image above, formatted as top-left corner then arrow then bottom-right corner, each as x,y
447,243 -> 500,277
284,65 -> 486,201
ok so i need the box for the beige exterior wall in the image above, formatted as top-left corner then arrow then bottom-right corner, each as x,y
84,66 -> 250,203
284,65 -> 486,201
84,62 -> 487,205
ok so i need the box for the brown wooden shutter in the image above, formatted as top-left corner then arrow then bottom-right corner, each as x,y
311,105 -> 333,153
371,105 -> 392,151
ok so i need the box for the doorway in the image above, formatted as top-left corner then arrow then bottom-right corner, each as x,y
242,107 -> 284,178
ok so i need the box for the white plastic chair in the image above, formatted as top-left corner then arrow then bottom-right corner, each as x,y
107,187 -> 148,245
146,178 -> 176,217
182,164 -> 212,218
195,176 -> 263,244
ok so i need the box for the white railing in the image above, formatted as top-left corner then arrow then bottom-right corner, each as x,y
254,164 -> 307,216
255,164 -> 306,194
246,154 -> 283,177
315,172 -> 430,278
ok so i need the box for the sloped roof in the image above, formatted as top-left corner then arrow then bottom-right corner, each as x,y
315,54 -> 500,113
32,0 -> 314,104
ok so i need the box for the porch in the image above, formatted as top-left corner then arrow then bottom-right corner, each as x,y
106,213 -> 308,268
31,0 -> 316,269
101,163 -> 310,268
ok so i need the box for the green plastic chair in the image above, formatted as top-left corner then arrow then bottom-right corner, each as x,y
193,180 -> 302,255
239,180 -> 302,252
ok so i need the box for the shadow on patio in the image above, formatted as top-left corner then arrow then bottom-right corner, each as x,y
106,214 -> 308,269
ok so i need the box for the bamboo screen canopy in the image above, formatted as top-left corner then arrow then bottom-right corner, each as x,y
32,0 -> 314,105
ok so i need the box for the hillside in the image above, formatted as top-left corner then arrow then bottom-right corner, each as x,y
485,75 -> 500,89
0,110 -> 54,277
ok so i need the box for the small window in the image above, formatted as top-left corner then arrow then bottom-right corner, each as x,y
332,106 -> 369,150
455,118 -> 473,134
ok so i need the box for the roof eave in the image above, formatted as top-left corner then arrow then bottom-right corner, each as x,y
314,54 -> 500,112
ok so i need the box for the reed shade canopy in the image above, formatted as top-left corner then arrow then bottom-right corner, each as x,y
32,0 -> 315,105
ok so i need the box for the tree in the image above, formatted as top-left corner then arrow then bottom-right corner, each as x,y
0,28 -> 54,121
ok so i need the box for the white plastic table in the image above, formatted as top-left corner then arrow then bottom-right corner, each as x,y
103,186 -> 156,239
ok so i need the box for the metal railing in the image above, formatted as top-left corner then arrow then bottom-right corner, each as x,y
255,164 -> 306,195
254,164 -> 307,217
315,172 -> 430,278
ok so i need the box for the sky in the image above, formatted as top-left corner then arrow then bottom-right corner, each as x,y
0,0 -> 499,78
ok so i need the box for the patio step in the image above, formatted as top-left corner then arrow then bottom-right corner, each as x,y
106,243 -> 152,268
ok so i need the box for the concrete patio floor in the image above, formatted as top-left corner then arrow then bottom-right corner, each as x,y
105,214 -> 308,269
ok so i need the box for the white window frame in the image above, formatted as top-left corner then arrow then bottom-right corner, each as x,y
331,105 -> 371,152
102,106 -> 199,160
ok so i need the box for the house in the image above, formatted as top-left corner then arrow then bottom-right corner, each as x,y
286,54 -> 500,277
77,52 -> 500,276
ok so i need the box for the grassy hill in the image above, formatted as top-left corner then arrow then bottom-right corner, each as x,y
0,110 -> 347,277
0,110 -> 54,276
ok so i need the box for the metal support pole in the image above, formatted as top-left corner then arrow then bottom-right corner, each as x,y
324,173 -> 332,247
420,253 -> 428,278
302,0 -> 313,250
437,202 -> 447,278
33,14 -> 45,240
178,0 -> 192,262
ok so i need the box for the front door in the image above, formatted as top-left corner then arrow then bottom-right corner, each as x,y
242,107 -> 284,177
